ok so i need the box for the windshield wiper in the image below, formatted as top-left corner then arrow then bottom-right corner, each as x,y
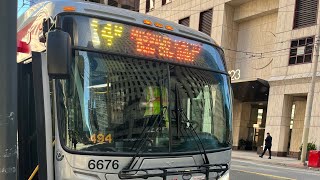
175,84 -> 210,169
121,76 -> 168,172
129,114 -> 156,152
175,88 -> 212,180
179,109 -> 210,166
174,84 -> 209,167
123,113 -> 163,170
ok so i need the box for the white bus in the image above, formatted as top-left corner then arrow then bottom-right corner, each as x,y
17,1 -> 232,180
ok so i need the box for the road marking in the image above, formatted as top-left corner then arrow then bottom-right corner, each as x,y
232,169 -> 296,180
232,164 -> 280,173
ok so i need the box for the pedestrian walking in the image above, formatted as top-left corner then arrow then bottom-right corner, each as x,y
259,132 -> 272,159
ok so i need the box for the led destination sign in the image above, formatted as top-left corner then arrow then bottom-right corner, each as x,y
130,29 -> 201,62
91,20 -> 123,46
77,16 -> 225,71
89,19 -> 203,63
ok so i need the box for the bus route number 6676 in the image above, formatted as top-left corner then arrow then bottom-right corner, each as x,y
88,159 -> 119,170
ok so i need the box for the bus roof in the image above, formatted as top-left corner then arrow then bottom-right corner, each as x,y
19,0 -> 217,46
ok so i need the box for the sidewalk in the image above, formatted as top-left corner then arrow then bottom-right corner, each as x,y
231,150 -> 320,171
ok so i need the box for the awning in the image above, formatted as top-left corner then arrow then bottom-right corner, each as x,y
231,78 -> 269,102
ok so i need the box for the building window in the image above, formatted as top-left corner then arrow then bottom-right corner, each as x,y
108,0 -> 140,12
162,0 -> 172,6
179,17 -> 190,27
88,0 -> 103,3
293,0 -> 318,29
199,9 -> 213,36
146,0 -> 155,13
108,0 -> 118,6
289,36 -> 314,65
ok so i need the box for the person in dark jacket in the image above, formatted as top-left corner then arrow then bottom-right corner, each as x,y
259,132 -> 272,159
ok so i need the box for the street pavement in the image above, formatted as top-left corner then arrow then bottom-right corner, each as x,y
230,159 -> 320,180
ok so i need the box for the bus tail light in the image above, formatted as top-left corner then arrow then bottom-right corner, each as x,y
63,6 -> 76,12
17,40 -> 30,54
143,19 -> 152,25
154,22 -> 163,28
165,25 -> 174,31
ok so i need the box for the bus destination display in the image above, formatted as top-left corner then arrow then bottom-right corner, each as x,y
130,29 -> 201,62
90,19 -> 203,63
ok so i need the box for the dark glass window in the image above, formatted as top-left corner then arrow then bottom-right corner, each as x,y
199,9 -> 213,36
162,0 -> 171,6
294,0 -> 318,29
107,0 -> 118,6
305,54 -> 312,62
89,0 -> 103,3
146,0 -> 155,13
289,36 -> 314,65
179,17 -> 190,27
108,0 -> 140,12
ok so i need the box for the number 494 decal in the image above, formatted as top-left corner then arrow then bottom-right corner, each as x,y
88,159 -> 119,170
90,133 -> 112,143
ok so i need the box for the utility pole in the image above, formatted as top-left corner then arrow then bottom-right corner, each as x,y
301,24 -> 320,164
0,0 -> 18,179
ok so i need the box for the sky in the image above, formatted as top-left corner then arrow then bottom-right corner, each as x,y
18,0 -> 30,16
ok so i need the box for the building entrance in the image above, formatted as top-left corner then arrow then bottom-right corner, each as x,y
236,105 -> 267,151
231,79 -> 269,151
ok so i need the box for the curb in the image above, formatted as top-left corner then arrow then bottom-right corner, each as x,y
232,156 -> 320,172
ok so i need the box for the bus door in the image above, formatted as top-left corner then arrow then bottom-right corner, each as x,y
17,61 -> 38,180
18,52 -> 54,180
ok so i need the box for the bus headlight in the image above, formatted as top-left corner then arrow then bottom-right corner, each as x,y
219,171 -> 229,180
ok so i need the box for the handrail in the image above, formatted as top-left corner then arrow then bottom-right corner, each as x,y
28,140 -> 55,180
28,165 -> 39,180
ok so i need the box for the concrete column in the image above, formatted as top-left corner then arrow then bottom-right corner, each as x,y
247,107 -> 258,143
211,4 -> 224,45
221,4 -> 238,76
139,0 -> 146,13
154,0 -> 162,10
232,100 -> 251,149
265,94 -> 293,156
289,100 -> 306,158
232,100 -> 241,149
309,91 -> 320,149
189,13 -> 200,31
239,103 -> 251,141
249,107 -> 258,124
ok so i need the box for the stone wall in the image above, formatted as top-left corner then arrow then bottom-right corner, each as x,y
232,100 -> 251,148
289,100 -> 306,157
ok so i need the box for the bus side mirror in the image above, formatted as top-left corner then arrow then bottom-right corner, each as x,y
46,29 -> 71,79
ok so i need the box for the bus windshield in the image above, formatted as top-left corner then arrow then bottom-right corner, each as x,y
55,15 -> 232,154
